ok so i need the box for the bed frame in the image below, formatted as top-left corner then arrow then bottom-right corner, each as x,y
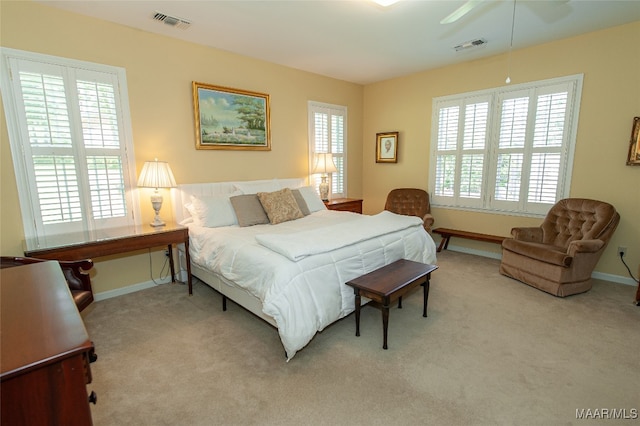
171,178 -> 306,328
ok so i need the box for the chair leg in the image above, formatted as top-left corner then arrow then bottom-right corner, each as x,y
88,343 -> 98,363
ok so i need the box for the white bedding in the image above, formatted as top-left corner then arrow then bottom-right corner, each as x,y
189,209 -> 437,360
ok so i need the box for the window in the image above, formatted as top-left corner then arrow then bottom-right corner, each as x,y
430,74 -> 583,216
308,101 -> 347,198
1,48 -> 139,249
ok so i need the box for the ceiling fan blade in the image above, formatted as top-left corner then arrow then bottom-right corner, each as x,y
440,0 -> 486,24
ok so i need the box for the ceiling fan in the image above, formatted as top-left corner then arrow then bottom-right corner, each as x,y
440,0 -> 570,25
440,0 -> 486,24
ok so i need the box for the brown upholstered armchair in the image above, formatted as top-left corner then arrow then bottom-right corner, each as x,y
0,256 -> 95,311
500,198 -> 619,297
384,188 -> 434,232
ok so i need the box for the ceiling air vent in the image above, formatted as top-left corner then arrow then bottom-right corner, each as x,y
454,38 -> 487,52
151,11 -> 192,30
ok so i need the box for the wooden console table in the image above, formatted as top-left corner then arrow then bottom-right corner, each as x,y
1,262 -> 97,426
24,222 -> 193,295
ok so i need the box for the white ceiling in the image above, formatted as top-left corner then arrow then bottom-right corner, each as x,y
37,0 -> 640,85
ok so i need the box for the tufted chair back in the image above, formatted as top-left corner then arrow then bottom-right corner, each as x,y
540,198 -> 619,249
500,197 -> 619,297
384,188 -> 434,232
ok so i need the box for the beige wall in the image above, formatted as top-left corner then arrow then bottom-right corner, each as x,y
1,1 -> 638,294
0,1 -> 363,294
363,21 -> 640,278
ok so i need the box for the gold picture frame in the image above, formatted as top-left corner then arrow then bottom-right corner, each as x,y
193,82 -> 271,150
627,116 -> 640,165
376,131 -> 398,163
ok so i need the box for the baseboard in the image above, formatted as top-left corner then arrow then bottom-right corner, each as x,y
591,271 -> 638,287
446,244 -> 638,287
95,247 -> 636,301
94,278 -> 172,302
446,244 -> 502,260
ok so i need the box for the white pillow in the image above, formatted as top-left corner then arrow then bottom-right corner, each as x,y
189,193 -> 239,227
234,180 -> 280,194
276,178 -> 305,190
297,186 -> 327,213
179,217 -> 194,226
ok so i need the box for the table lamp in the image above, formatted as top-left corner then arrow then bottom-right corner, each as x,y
137,158 -> 176,227
312,153 -> 337,201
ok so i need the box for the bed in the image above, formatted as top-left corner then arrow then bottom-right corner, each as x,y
172,178 -> 437,360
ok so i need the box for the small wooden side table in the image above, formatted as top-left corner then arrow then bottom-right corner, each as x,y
25,222 -> 193,295
324,198 -> 363,214
346,259 -> 438,349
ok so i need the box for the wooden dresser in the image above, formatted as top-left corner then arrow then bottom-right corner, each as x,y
1,261 -> 96,426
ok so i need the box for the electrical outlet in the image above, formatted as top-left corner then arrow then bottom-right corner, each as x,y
164,249 -> 170,257
618,246 -> 627,257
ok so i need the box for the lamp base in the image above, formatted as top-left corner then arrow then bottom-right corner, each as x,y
150,193 -> 166,227
319,175 -> 329,201
150,216 -> 166,227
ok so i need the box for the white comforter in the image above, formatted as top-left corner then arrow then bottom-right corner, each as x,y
189,210 -> 437,360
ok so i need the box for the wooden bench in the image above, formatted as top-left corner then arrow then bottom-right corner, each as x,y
432,228 -> 506,253
345,259 -> 438,350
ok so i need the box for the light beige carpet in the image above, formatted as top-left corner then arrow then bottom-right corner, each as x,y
83,251 -> 639,426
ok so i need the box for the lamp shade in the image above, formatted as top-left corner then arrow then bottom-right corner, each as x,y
312,153 -> 338,175
137,159 -> 176,189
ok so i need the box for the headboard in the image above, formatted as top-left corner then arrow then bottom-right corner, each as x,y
171,177 -> 307,224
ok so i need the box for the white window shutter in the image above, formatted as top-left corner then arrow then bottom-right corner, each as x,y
430,74 -> 582,216
1,48 -> 139,249
308,102 -> 347,199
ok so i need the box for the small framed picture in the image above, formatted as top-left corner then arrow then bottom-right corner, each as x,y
376,132 -> 398,163
627,116 -> 640,166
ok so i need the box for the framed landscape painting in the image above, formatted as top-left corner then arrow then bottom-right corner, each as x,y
627,116 -> 640,165
193,82 -> 271,150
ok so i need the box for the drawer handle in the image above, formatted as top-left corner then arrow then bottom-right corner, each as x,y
88,391 -> 98,405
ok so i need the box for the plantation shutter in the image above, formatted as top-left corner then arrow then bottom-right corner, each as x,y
1,48 -> 138,249
433,103 -> 459,201
490,83 -> 574,214
308,101 -> 347,199
432,95 -> 490,208
430,74 -> 582,216
459,99 -> 489,207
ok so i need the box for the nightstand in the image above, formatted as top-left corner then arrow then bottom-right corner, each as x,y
324,198 -> 363,214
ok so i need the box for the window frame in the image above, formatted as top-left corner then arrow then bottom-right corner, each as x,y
307,101 -> 347,199
1,47 -> 140,249
429,74 -> 583,217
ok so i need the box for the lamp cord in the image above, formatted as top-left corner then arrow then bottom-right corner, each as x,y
148,249 -> 172,286
619,253 -> 638,282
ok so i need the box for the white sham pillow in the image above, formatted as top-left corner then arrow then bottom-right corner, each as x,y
189,193 -> 239,227
296,186 -> 327,213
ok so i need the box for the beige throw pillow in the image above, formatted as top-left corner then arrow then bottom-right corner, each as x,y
291,189 -> 310,216
257,188 -> 304,225
230,194 -> 270,227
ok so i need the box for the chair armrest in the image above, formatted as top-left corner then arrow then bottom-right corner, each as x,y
567,239 -> 605,256
423,214 -> 435,233
511,227 -> 543,242
58,259 -> 94,292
